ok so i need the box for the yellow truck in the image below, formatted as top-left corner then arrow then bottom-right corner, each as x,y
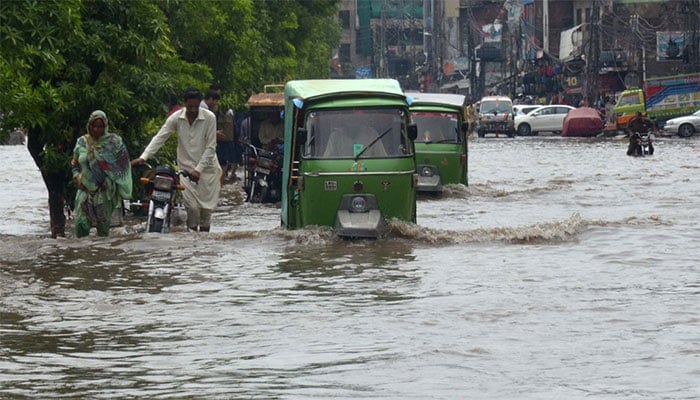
614,73 -> 700,136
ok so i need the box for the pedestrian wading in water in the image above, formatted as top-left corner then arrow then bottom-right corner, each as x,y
71,110 -> 133,237
131,87 -> 222,232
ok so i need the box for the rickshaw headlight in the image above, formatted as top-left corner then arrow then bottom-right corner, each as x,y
351,196 -> 367,212
420,166 -> 434,177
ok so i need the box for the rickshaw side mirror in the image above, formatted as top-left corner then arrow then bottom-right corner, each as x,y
407,123 -> 418,141
461,121 -> 469,133
296,127 -> 307,144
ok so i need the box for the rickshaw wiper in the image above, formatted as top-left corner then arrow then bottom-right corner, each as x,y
354,127 -> 392,160
434,128 -> 460,143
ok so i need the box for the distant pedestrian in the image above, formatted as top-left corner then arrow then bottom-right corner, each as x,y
166,93 -> 183,118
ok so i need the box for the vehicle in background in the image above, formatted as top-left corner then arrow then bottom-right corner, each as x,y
242,86 -> 285,203
515,105 -> 576,136
409,92 -> 469,195
662,109 -> 700,138
562,107 -> 604,137
513,104 -> 540,116
245,143 -> 282,203
614,73 -> 700,132
476,96 -> 515,138
282,79 -> 418,239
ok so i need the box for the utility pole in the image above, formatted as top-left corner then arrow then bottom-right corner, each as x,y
586,0 -> 600,105
379,1 -> 386,78
543,0 -> 549,53
465,5 -> 475,99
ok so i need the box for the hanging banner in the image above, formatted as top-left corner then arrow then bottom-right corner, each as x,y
656,31 -> 687,61
482,23 -> 502,43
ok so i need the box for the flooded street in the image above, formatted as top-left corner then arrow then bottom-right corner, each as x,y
1,136 -> 699,399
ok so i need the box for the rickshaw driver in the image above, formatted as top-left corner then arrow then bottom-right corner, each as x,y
319,113 -> 390,158
258,110 -> 284,152
355,122 -> 388,158
323,123 -> 354,158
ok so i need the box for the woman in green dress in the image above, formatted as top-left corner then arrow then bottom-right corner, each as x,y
71,110 -> 132,237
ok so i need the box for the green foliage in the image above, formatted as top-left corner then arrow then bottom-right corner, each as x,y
0,0 -> 342,220
0,0 -> 211,158
164,0 -> 340,108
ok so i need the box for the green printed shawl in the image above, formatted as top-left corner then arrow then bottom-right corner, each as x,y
72,111 -> 132,228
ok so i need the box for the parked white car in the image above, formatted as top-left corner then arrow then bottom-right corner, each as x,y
513,104 -> 540,116
515,105 -> 576,136
663,109 -> 700,138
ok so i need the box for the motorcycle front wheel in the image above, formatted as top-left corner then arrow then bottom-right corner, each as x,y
149,217 -> 164,233
248,179 -> 268,203
259,186 -> 270,203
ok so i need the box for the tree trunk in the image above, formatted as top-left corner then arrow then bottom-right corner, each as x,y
27,128 -> 68,238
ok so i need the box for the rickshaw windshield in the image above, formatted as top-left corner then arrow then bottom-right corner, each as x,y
303,108 -> 412,159
412,112 -> 460,143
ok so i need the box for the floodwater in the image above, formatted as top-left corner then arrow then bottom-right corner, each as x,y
1,136 -> 698,399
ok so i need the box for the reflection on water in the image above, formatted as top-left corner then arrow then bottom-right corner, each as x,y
1,138 -> 699,399
276,241 -> 420,303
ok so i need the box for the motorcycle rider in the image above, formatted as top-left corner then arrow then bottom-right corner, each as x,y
626,112 -> 655,156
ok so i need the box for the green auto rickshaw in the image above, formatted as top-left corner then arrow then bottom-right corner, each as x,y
281,79 -> 418,238
409,92 -> 469,194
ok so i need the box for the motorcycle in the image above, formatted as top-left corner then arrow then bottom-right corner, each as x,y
244,143 -> 282,203
627,131 -> 654,157
639,133 -> 653,155
138,165 -> 189,233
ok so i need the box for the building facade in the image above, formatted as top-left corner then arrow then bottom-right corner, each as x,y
334,0 -> 700,104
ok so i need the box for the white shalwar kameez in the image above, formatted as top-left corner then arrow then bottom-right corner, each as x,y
139,108 -> 222,211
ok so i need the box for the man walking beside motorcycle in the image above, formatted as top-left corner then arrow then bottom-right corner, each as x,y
131,87 -> 222,232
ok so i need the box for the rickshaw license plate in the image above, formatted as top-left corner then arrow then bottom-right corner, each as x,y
324,181 -> 337,191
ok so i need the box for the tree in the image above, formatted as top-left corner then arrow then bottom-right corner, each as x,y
0,0 -> 211,237
164,0 -> 341,107
0,0 -> 341,238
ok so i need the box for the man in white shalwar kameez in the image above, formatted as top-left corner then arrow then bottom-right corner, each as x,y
132,88 -> 222,232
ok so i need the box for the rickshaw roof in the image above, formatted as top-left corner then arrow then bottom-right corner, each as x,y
407,92 -> 466,108
246,92 -> 285,108
284,79 -> 405,102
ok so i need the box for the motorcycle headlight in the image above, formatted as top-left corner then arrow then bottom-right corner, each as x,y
153,207 -> 165,219
153,176 -> 174,191
257,157 -> 273,169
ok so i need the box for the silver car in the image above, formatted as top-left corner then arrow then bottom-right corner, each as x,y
663,109 -> 700,138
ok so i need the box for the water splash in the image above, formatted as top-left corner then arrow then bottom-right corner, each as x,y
388,213 -> 618,245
